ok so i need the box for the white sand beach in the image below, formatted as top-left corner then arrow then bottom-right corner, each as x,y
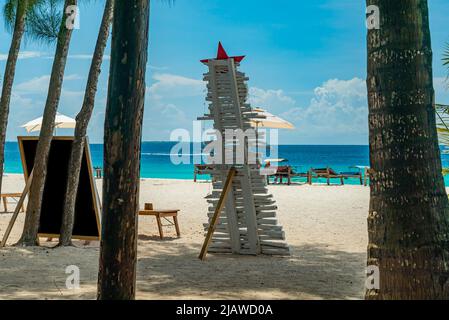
0,174 -> 370,300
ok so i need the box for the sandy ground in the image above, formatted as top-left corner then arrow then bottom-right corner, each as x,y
0,174 -> 369,300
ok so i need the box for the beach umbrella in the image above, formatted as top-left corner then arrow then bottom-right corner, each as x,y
249,109 -> 295,161
249,108 -> 295,130
263,158 -> 287,163
21,113 -> 76,133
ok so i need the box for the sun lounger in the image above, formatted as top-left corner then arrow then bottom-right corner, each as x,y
309,167 -> 344,185
340,171 -> 363,185
267,166 -> 310,185
139,203 -> 180,239
309,167 -> 363,185
93,167 -> 102,179
194,164 -> 215,182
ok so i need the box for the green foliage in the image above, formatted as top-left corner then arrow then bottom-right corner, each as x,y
3,0 -> 61,43
444,43 -> 449,70
436,104 -> 449,176
26,0 -> 62,43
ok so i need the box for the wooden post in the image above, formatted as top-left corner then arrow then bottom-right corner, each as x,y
199,167 -> 236,260
1,170 -> 33,247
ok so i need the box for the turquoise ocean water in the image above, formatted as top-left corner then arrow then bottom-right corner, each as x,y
4,142 -> 449,185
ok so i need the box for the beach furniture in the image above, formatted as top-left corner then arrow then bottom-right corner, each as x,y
340,171 -> 363,185
364,168 -> 370,186
350,166 -> 370,186
94,167 -> 103,179
139,203 -> 180,240
267,165 -> 310,185
1,193 -> 25,213
309,167 -> 344,185
21,113 -> 76,133
193,164 -> 215,182
309,167 -> 364,185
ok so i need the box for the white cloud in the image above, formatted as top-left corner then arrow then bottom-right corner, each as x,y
15,75 -> 51,94
15,74 -> 83,94
249,87 -> 296,108
147,73 -> 205,100
282,78 -> 368,138
148,64 -> 168,71
0,51 -> 45,61
68,54 -> 111,61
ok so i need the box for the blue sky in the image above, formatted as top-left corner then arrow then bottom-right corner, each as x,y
1,0 -> 449,144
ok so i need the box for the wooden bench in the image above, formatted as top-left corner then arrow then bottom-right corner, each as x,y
138,203 -> 180,240
1,193 -> 25,213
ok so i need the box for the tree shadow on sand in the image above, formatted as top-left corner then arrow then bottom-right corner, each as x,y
0,242 -> 366,300
136,242 -> 366,300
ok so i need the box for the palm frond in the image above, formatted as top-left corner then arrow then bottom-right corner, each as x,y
3,0 -> 18,32
443,43 -> 449,67
25,0 -> 63,44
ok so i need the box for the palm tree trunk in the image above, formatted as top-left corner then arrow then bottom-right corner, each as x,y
18,0 -> 77,246
0,0 -> 28,197
97,0 -> 149,300
366,0 -> 449,299
59,0 -> 114,247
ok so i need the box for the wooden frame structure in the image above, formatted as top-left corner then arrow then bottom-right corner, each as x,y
198,44 -> 290,259
17,136 -> 100,241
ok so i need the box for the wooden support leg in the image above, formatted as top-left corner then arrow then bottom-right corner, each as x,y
156,216 -> 164,240
173,216 -> 181,237
2,197 -> 7,213
199,168 -> 236,260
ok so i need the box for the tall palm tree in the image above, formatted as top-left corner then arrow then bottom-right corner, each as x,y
59,0 -> 114,246
18,0 -> 78,246
97,0 -> 150,300
0,0 -> 33,198
366,0 -> 449,299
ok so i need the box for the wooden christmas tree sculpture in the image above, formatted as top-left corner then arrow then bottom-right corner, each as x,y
198,43 -> 290,259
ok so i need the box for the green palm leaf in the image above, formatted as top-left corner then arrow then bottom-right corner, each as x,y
444,43 -> 449,67
436,104 -> 449,175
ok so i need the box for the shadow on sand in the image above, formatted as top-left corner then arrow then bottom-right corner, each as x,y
0,241 -> 366,300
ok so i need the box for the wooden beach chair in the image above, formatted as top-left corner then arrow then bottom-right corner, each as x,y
267,166 -> 309,185
340,170 -> 363,185
194,164 -> 215,182
139,203 -> 181,240
309,167 -> 344,185
1,193 -> 25,213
